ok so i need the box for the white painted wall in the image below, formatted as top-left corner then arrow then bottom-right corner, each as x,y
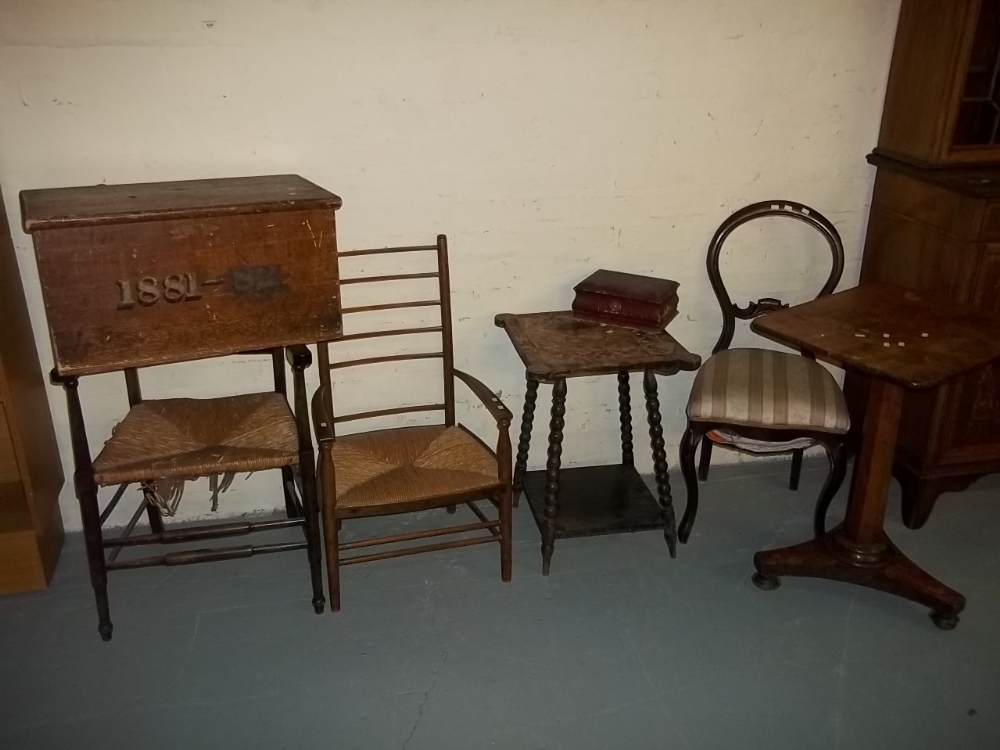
0,0 -> 900,530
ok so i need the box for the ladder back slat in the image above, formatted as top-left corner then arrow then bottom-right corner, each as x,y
336,325 -> 442,343
338,245 -> 438,257
334,404 -> 446,424
341,299 -> 441,315
340,272 -> 439,285
329,352 -> 443,370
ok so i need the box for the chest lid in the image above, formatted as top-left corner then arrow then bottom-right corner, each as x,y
21,174 -> 342,233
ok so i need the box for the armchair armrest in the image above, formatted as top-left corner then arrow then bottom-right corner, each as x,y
311,384 -> 336,444
454,369 -> 512,426
286,344 -> 313,370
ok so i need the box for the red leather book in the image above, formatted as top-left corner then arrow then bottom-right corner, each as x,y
572,270 -> 679,330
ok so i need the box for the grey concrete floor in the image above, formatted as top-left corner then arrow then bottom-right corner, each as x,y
1,459 -> 999,750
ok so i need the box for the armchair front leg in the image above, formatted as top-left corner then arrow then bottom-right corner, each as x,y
454,369 -> 513,582
288,349 -> 324,614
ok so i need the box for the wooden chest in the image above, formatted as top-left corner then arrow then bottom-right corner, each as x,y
20,175 -> 343,376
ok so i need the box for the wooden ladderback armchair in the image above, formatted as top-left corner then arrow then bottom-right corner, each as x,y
20,175 -> 342,640
312,234 -> 513,611
678,201 -> 851,544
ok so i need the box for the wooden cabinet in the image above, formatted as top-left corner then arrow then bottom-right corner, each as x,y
852,0 -> 1000,526
878,0 -> 1000,166
0,186 -> 65,593
847,155 -> 1000,528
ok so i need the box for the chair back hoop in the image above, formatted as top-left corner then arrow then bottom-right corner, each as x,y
317,235 -> 455,433
707,201 -> 844,354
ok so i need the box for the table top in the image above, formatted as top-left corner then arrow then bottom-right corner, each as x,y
495,311 -> 701,381
751,284 -> 1000,390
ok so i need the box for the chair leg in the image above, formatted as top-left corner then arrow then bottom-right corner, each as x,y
318,451 -> 341,613
513,377 -> 540,507
78,476 -> 113,641
814,442 -> 848,537
500,486 -> 513,583
298,452 -> 325,615
678,423 -> 700,544
281,466 -> 300,518
697,439 -> 713,481
446,505 -> 457,514
144,493 -> 165,534
789,448 -> 804,491
324,508 -> 341,614
643,370 -> 677,558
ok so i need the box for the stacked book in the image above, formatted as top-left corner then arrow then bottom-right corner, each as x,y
572,269 -> 679,331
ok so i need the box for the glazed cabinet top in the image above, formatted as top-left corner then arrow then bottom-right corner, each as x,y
879,0 -> 1000,166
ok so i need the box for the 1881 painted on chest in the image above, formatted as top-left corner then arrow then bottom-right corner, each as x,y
20,175 -> 342,376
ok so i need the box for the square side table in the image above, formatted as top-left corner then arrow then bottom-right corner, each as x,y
495,311 -> 701,573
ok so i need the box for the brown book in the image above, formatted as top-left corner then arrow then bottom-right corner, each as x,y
572,269 -> 679,330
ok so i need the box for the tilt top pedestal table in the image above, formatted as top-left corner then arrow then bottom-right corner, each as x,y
751,284 -> 1000,629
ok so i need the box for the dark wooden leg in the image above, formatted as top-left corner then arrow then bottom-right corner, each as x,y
789,448 -> 804,491
697,439 -> 713,481
643,370 -> 677,558
753,378 -> 966,628
318,448 -> 340,612
541,378 -> 567,576
500,486 -> 513,583
446,505 -> 457,514
814,442 -> 848,538
299,450 -> 325,614
144,489 -> 165,534
496,409 -> 514,583
281,466 -> 300,518
513,376 -> 539,507
618,371 -> 633,467
61,376 -> 113,641
79,476 -> 113,641
678,423 -> 701,544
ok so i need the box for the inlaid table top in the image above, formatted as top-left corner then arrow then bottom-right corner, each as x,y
494,311 -> 701,382
751,284 -> 1000,390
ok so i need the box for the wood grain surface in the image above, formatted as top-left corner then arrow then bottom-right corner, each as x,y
21,174 -> 342,231
752,284 -> 1000,389
29,202 -> 341,376
494,311 -> 700,381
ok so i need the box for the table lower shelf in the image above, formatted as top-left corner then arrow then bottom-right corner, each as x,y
521,464 -> 665,539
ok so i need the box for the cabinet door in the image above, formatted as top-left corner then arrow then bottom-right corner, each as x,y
940,249 -> 1000,464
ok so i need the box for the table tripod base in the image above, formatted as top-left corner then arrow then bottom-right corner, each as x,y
753,525 -> 966,630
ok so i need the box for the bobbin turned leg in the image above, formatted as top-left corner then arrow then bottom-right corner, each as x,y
643,370 -> 677,558
513,376 -> 539,507
618,371 -> 633,467
541,379 -> 567,576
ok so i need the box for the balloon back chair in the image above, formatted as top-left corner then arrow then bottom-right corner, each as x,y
678,201 -> 851,547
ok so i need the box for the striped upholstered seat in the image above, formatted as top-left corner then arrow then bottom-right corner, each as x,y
687,348 -> 850,436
